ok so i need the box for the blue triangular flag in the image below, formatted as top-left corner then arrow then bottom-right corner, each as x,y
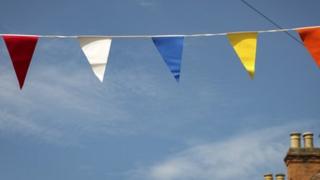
152,37 -> 184,81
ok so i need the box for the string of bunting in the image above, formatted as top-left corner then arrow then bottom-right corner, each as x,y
1,25 -> 320,89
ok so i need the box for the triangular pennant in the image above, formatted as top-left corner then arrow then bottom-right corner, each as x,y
78,37 -> 112,82
152,37 -> 184,81
3,35 -> 38,89
227,32 -> 258,79
297,27 -> 320,68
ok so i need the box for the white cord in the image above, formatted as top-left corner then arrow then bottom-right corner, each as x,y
0,25 -> 318,39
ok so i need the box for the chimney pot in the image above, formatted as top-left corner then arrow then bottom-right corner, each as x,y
303,132 -> 314,148
290,132 -> 301,148
264,173 -> 273,180
275,174 -> 285,180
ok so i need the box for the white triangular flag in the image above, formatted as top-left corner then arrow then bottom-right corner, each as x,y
78,37 -> 112,82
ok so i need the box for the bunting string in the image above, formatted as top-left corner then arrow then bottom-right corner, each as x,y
1,25 -> 320,89
1,26 -> 320,39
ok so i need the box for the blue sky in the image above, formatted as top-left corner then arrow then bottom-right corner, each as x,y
0,0 -> 319,180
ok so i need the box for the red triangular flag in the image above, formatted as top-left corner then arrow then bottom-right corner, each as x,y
297,27 -> 320,68
3,35 -> 38,89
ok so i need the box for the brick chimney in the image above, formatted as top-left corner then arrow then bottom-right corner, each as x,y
284,131 -> 320,180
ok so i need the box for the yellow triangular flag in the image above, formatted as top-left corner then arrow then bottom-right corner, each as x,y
227,32 -> 258,79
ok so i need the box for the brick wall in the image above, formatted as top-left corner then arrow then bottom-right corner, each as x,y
287,162 -> 320,180
285,148 -> 320,180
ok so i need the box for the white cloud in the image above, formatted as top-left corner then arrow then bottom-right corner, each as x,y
0,42 -> 167,144
134,123 -> 311,180
0,109 -> 63,143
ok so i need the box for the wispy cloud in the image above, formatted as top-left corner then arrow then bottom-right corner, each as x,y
131,122 -> 312,180
0,40 -> 169,144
